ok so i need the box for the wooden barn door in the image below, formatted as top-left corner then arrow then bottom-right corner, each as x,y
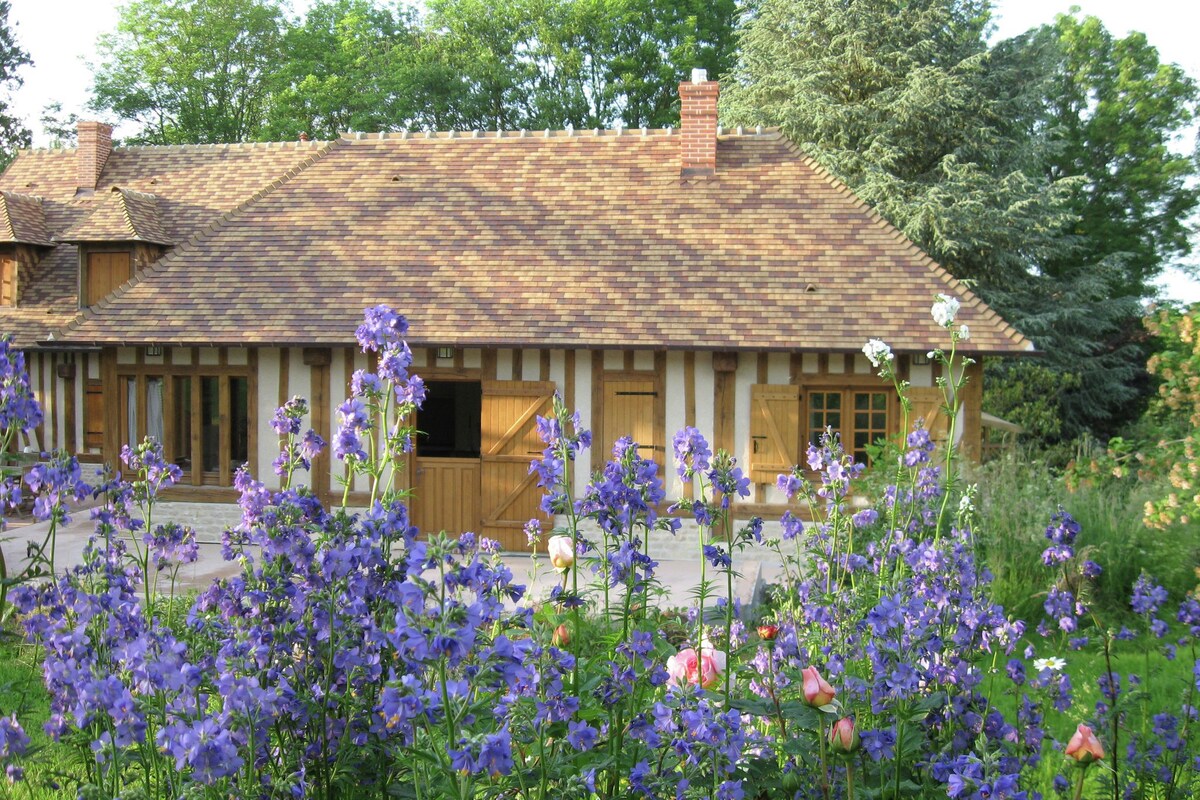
480,380 -> 556,550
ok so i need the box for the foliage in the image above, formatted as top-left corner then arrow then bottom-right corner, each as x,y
89,0 -> 287,144
2,304 -> 1198,799
0,0 -> 30,170
261,0 -> 424,140
1039,12 -> 1200,300
90,0 -> 739,141
1070,305 -> 1200,531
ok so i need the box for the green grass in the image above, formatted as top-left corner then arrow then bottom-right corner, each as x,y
972,450 -> 1200,621
0,631 -> 81,799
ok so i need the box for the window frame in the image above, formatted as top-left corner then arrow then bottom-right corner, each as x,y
113,355 -> 255,488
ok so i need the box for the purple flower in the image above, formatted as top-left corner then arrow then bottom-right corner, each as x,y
672,426 -> 711,480
567,720 -> 598,751
355,305 -> 408,352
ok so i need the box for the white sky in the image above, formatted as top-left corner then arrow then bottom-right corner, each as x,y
4,0 -> 1198,301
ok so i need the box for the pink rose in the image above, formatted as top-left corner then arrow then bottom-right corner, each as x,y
667,642 -> 727,689
802,665 -> 836,707
829,716 -> 859,754
1065,723 -> 1104,764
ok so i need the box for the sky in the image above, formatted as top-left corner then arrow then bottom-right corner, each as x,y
4,0 -> 1198,300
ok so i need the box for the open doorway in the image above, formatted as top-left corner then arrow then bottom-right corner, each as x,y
413,381 -> 482,536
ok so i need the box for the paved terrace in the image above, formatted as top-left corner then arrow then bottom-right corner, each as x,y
3,502 -> 785,611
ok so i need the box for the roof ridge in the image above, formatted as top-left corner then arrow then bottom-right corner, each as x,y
336,125 -> 784,141
59,137 -> 346,338
794,151 -> 1033,351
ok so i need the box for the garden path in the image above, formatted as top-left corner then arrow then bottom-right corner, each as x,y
3,503 -> 783,611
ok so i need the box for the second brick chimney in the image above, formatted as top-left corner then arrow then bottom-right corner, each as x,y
76,121 -> 114,194
680,68 -> 719,177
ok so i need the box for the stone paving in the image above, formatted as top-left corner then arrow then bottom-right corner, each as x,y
3,502 -> 785,611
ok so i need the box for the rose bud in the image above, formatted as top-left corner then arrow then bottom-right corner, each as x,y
1065,723 -> 1104,764
552,623 -> 570,647
802,665 -> 836,707
829,716 -> 860,754
757,624 -> 779,642
547,535 -> 575,571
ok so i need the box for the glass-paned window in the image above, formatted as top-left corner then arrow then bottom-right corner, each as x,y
808,391 -> 841,446
852,391 -> 889,462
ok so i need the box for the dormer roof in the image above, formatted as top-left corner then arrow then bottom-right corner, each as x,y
56,187 -> 173,245
0,191 -> 54,246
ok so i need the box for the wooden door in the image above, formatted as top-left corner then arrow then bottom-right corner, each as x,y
480,380 -> 555,551
413,458 -> 481,536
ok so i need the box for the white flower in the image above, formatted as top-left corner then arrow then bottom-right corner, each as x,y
861,338 -> 893,368
1034,656 -> 1066,672
931,293 -> 960,328
547,535 -> 575,571
958,324 -> 970,341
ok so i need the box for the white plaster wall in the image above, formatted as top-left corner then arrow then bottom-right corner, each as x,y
198,348 -> 219,366
521,350 -> 541,382
733,352 -> 757,470
548,350 -> 565,390
909,363 -> 933,388
633,351 -> 654,370
572,350 -> 593,497
768,353 -> 790,384
464,349 -> 482,369
663,352 -> 687,498
496,349 -> 513,381
256,348 -> 283,490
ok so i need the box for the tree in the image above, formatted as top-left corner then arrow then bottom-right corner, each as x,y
263,0 -> 424,140
90,0 -> 288,144
1040,13 -> 1199,299
0,0 -> 31,169
721,0 -> 1081,295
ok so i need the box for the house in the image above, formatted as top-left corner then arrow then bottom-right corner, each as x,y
0,73 -> 1032,550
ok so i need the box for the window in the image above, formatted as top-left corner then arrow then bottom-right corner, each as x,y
83,251 -> 132,307
118,370 -> 250,486
807,389 -> 891,463
0,258 -> 16,306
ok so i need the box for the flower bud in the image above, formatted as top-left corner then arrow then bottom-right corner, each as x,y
1065,723 -> 1104,765
829,716 -> 860,754
802,665 -> 836,707
552,623 -> 570,648
757,624 -> 779,642
547,535 -> 574,571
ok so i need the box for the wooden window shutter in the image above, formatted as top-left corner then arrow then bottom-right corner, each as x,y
85,251 -> 132,307
908,386 -> 950,442
0,258 -> 16,306
749,384 -> 800,483
602,378 -> 663,466
84,379 -> 104,448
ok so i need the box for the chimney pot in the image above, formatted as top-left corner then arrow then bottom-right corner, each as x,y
75,121 -> 114,194
691,68 -> 708,84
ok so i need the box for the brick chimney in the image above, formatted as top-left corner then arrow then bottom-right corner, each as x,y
680,68 -> 719,176
76,121 -> 114,193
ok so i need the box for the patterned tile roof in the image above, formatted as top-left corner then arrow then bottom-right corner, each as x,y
57,187 -> 173,245
2,129 -> 1031,354
0,141 -> 330,345
0,192 -> 53,245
